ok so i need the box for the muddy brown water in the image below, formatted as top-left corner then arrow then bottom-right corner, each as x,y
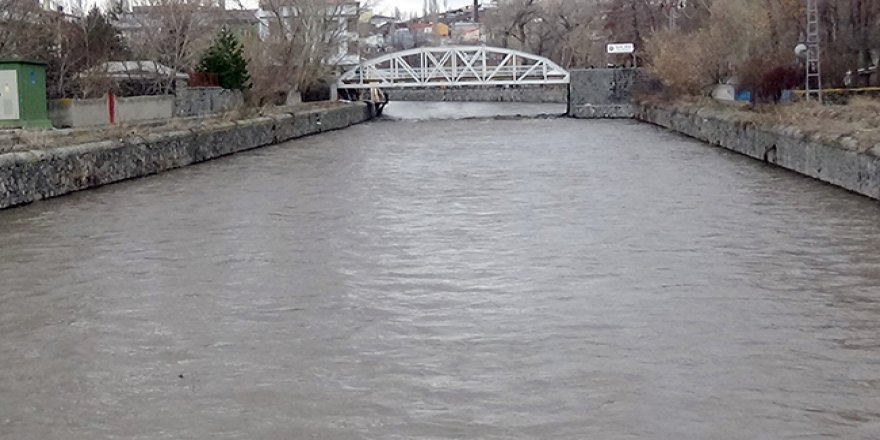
2,103 -> 880,439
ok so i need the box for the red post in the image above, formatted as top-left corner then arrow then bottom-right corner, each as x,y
107,92 -> 116,124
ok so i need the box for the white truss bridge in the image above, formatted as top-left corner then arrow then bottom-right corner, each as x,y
337,46 -> 570,90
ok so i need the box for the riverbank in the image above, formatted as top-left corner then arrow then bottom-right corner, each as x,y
0,102 -> 377,209
381,101 -> 566,121
637,99 -> 880,200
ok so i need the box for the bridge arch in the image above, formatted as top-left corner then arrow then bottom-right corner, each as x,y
337,46 -> 570,90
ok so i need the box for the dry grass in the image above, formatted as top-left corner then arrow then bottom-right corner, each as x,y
762,98 -> 880,151
659,96 -> 880,152
774,97 -> 880,126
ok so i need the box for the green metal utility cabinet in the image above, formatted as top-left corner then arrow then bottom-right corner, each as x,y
0,60 -> 51,129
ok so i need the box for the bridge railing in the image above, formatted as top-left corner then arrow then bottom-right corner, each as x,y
341,67 -> 568,88
337,46 -> 570,90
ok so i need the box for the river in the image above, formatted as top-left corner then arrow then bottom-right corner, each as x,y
1,102 -> 879,439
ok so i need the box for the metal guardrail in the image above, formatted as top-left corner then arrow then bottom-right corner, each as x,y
792,87 -> 880,95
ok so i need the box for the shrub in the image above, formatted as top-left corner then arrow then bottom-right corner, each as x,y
644,28 -> 733,97
197,27 -> 250,91
738,54 -> 803,103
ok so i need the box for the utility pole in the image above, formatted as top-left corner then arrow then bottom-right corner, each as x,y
473,0 -> 479,23
804,0 -> 823,102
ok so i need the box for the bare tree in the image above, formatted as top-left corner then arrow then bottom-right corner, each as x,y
125,0 -> 220,94
248,0 -> 356,105
0,0 -> 59,61
482,0 -> 538,49
56,6 -> 130,98
482,0 -> 604,67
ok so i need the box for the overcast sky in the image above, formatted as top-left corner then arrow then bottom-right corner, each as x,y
377,0 -> 473,15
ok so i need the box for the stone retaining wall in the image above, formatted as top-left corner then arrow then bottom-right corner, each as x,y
637,102 -> 880,200
386,85 -> 568,103
0,103 -> 376,209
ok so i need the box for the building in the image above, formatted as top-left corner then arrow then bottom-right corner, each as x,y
38,0 -> 84,16
113,5 -> 260,41
368,14 -> 395,28
221,9 -> 262,39
452,22 -> 481,44
436,1 -> 492,27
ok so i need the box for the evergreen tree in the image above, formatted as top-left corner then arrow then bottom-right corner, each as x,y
197,27 -> 250,91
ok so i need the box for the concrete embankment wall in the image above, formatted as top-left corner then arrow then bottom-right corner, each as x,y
566,68 -> 880,199
568,69 -> 641,119
637,103 -> 880,200
0,103 -> 376,209
388,85 -> 568,103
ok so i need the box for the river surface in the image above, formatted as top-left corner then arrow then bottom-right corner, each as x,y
2,103 -> 880,439
381,101 -> 566,120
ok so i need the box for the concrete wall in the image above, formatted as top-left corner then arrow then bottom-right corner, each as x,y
175,87 -> 244,117
48,88 -> 244,128
568,69 -> 641,119
638,102 -> 880,200
49,95 -> 175,128
0,103 -> 377,209
116,95 -> 175,123
385,85 -> 568,103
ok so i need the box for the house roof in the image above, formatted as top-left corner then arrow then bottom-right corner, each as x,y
410,22 -> 433,31
80,61 -> 189,80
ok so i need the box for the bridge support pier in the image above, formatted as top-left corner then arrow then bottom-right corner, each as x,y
568,69 -> 641,119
